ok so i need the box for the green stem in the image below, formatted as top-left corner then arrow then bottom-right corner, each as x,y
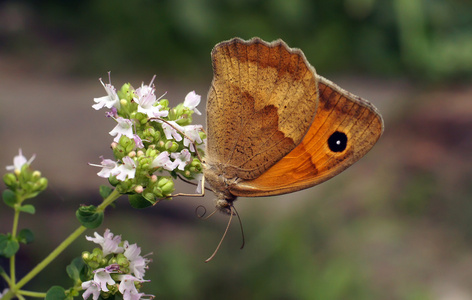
14,225 -> 87,291
17,290 -> 47,298
9,203 -> 22,285
97,189 -> 121,212
11,206 -> 20,237
9,255 -> 15,285
0,270 -> 12,285
5,189 -> 121,298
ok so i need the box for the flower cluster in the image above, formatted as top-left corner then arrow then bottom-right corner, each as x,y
81,229 -> 153,300
3,149 -> 48,201
90,73 -> 205,204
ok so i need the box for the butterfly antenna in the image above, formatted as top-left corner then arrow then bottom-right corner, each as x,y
205,207 -> 234,263
232,205 -> 245,249
195,205 -> 218,220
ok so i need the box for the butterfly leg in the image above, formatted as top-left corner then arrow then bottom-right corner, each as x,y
166,175 -> 206,198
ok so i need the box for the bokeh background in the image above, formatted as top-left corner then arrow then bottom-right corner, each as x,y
1,0 -> 472,299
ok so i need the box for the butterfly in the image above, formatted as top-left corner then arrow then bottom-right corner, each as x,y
201,37 -> 384,214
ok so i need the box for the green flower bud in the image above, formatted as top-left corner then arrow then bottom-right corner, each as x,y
3,173 -> 18,189
191,158 -> 200,166
164,141 -> 173,150
159,99 -> 169,108
118,83 -> 132,98
109,175 -> 120,186
145,148 -> 157,157
82,251 -> 91,261
92,247 -> 103,258
135,112 -> 148,124
153,188 -> 163,199
100,257 -> 108,266
165,141 -> 179,152
88,261 -> 100,270
109,256 -> 118,265
161,179 -> 175,195
144,192 -> 155,201
116,179 -> 133,194
34,178 -> 48,192
116,253 -> 129,267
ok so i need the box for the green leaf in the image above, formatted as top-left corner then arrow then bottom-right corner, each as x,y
99,185 -> 113,199
18,204 -> 35,214
0,234 -> 19,258
18,228 -> 34,244
2,190 -> 16,207
128,194 -> 153,209
76,206 -> 104,229
66,257 -> 86,282
45,286 -> 66,300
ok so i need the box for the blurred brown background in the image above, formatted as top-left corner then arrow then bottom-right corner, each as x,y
1,0 -> 472,299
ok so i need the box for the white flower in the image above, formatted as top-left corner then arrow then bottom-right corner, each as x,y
133,134 -> 144,149
93,75 -> 120,110
118,274 -> 150,300
170,149 -> 191,171
118,274 -> 140,295
150,151 -> 175,171
85,229 -> 124,256
93,268 -> 116,292
112,156 -> 136,181
162,121 -> 183,142
183,124 -> 203,152
82,280 -> 100,300
183,91 -> 201,115
88,157 -> 117,178
6,149 -> 36,172
123,241 -> 150,279
134,76 -> 169,119
109,117 -> 134,143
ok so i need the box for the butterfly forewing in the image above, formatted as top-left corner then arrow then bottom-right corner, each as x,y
205,37 -> 319,180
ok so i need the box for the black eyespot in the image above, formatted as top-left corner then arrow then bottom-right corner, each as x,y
327,131 -> 347,152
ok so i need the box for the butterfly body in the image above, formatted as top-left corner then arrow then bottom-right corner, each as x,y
202,37 -> 384,213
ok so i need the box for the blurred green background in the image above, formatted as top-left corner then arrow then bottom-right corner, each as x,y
1,0 -> 472,299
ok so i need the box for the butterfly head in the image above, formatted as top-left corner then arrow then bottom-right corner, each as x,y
215,199 -> 233,215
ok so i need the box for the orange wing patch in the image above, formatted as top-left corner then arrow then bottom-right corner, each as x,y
230,76 -> 384,197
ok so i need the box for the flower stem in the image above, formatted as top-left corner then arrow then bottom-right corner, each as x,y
9,204 -> 21,285
0,270 -> 12,285
14,225 -> 87,291
5,189 -> 121,298
17,290 -> 47,298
